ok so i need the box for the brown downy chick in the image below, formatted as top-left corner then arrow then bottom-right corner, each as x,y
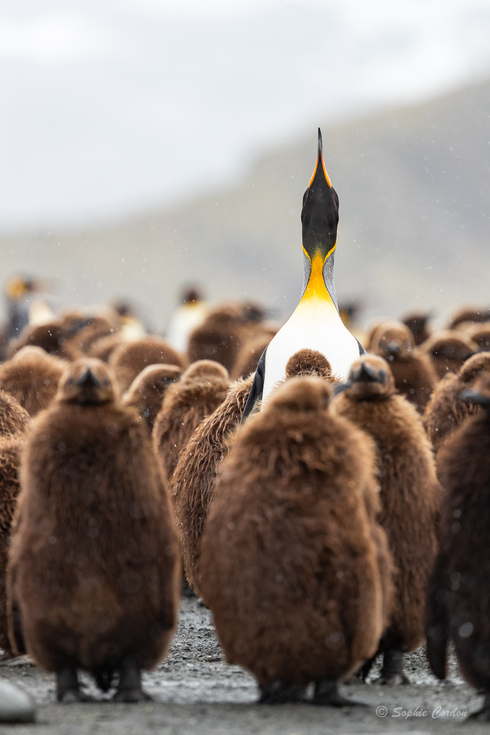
467,322 -> 490,352
87,332 -> 126,362
199,377 -> 393,705
0,347 -> 66,417
0,415 -> 30,656
110,336 -> 187,393
421,330 -> 477,380
285,348 -> 336,382
7,321 -> 81,361
171,375 -> 254,595
370,320 -> 437,412
427,373 -> 490,720
401,312 -> 433,347
187,305 -> 245,373
7,358 -> 180,702
333,355 -> 442,684
448,306 -> 490,330
153,360 -> 230,482
423,353 -> 490,452
122,364 -> 182,432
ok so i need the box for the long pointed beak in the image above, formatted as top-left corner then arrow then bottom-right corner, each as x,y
308,128 -> 332,188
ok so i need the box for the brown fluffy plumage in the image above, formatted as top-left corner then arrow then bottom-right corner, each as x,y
110,336 -> 187,393
171,376 -> 254,595
427,373 -> 490,718
401,312 -> 432,346
153,361 -> 230,482
423,353 -> 490,452
7,358 -> 180,701
448,306 -> 490,329
0,434 -> 28,657
369,320 -> 437,411
421,330 -> 477,380
87,332 -> 126,362
467,322 -> 490,351
187,306 -> 245,373
333,355 -> 442,683
199,377 -> 393,704
285,348 -> 334,381
0,347 -> 66,417
0,390 -> 31,438
122,364 -> 182,432
7,321 -> 81,361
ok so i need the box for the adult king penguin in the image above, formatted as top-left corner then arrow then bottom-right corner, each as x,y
242,129 -> 364,418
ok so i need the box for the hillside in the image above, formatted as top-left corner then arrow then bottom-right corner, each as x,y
2,76 -> 490,328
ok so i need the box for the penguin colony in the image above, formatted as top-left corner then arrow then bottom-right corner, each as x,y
0,132 -> 489,718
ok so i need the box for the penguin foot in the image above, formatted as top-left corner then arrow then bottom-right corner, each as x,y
311,680 -> 369,707
113,658 -> 151,703
377,647 -> 409,685
258,681 -> 306,704
113,688 -> 152,703
355,655 -> 376,682
56,667 -> 92,703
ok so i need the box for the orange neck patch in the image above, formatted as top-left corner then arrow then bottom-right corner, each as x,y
301,249 -> 335,305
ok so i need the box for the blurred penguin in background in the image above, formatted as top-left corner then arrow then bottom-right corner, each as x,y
166,286 -> 210,354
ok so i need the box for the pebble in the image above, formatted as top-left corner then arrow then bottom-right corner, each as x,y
0,679 -> 35,723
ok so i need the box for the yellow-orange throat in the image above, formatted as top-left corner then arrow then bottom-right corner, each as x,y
301,249 -> 335,305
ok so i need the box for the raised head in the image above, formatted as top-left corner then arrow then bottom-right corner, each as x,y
58,358 -> 117,405
341,355 -> 395,401
301,128 -> 339,263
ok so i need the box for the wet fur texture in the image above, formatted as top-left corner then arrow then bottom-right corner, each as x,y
421,330 -> 477,380
423,353 -> 490,452
369,321 -> 437,412
110,337 -> 187,393
7,359 -> 180,679
122,364 -> 182,432
199,377 -> 393,688
153,361 -> 230,482
0,347 -> 66,417
171,376 -> 254,595
333,356 -> 442,654
0,390 -> 31,437
427,376 -> 490,691
285,349 -> 335,381
0,435 -> 27,655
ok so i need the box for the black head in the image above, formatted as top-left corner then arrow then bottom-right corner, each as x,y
301,128 -> 339,261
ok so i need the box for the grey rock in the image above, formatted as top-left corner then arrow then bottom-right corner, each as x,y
0,679 -> 35,723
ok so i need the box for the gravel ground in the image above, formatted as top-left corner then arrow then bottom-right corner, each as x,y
0,595 -> 487,735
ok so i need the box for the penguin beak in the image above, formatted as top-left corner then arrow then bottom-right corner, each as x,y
334,381 -> 351,396
354,362 -> 379,383
460,389 -> 490,406
308,128 -> 332,189
77,367 -> 100,389
386,342 -> 401,356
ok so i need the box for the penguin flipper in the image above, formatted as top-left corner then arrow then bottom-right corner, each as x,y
426,551 -> 449,680
357,338 -> 366,355
241,347 -> 267,423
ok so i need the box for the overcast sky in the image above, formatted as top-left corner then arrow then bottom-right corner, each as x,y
1,0 -> 490,230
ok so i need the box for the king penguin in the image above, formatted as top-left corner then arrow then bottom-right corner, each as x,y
242,129 -> 364,418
